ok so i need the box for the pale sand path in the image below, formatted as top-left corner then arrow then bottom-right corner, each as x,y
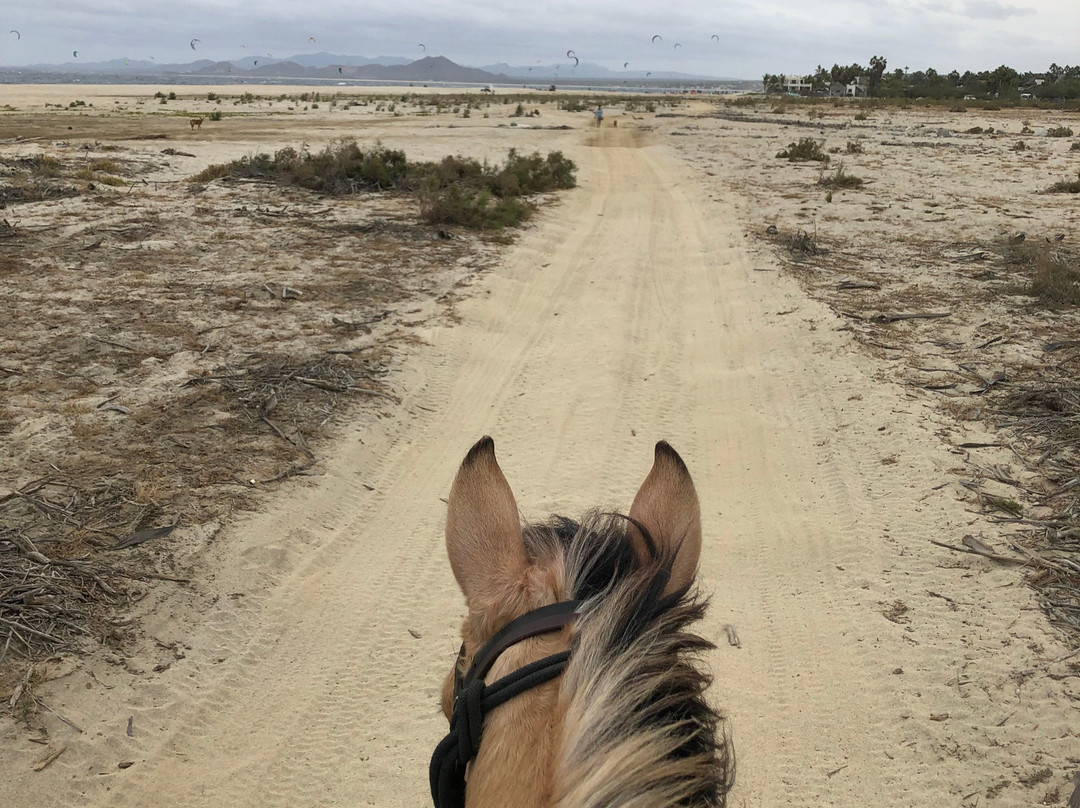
3,125 -> 1071,807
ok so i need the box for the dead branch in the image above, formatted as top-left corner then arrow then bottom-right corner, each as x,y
872,312 -> 952,324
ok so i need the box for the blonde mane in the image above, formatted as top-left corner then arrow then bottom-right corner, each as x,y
525,514 -> 733,808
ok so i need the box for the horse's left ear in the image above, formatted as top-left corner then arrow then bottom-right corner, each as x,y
628,441 -> 702,596
445,437 -> 528,607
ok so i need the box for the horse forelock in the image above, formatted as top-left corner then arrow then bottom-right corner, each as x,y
517,511 -> 734,808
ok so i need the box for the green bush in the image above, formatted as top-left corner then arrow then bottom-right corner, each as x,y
420,186 -> 532,229
189,141 -> 412,192
189,142 -> 576,230
777,137 -> 829,162
1048,126 -> 1074,137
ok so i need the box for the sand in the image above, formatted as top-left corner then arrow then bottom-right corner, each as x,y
0,86 -> 1077,807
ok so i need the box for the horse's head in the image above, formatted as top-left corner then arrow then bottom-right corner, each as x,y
432,437 -> 731,808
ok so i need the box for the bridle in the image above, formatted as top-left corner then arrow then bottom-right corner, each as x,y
429,599 -> 581,808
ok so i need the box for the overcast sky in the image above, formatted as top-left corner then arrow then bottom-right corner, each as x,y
3,0 -> 1078,77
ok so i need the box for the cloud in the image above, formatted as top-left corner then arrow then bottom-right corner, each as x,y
963,1 -> 1036,19
2,0 -> 1074,77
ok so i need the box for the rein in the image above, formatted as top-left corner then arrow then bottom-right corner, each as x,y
430,599 -> 581,808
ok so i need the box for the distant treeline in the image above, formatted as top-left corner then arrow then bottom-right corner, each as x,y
764,59 -> 1080,100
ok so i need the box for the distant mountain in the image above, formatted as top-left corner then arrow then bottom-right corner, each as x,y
0,52 -> 738,83
13,58 -> 216,73
194,55 -> 507,83
261,52 -> 411,69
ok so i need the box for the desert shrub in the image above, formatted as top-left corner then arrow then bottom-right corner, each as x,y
73,168 -> 124,186
90,159 -> 121,173
208,110 -> 222,121
1029,249 -> 1080,305
206,92 -> 218,101
417,149 -> 576,229
189,141 -> 412,192
493,149 -> 577,195
1071,141 -> 1080,151
782,230 -> 824,256
965,126 -> 984,134
189,163 -> 229,182
845,140 -> 864,154
189,142 -> 576,230
511,103 -> 525,117
817,162 -> 864,189
854,111 -> 868,121
1048,126 -> 1074,138
419,186 -> 532,229
168,92 -> 176,100
1046,169 -> 1080,193
776,137 -> 829,162
1013,140 -> 1027,151
24,155 -> 63,176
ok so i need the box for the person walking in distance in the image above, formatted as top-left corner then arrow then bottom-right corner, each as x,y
594,104 -> 604,127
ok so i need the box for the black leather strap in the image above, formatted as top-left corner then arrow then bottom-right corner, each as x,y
460,599 -> 580,691
432,650 -> 572,808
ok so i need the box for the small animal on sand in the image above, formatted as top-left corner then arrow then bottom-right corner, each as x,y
189,117 -> 205,130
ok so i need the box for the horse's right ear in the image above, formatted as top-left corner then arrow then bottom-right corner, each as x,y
628,441 -> 702,597
446,437 -> 528,605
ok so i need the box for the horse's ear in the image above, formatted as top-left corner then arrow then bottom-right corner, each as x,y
446,436 -> 528,605
628,441 -> 702,596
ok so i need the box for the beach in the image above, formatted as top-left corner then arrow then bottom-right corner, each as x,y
1,85 -> 1077,807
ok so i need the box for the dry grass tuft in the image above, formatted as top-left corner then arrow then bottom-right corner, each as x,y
1046,169 -> 1080,193
817,163 -> 865,190
1030,250 -> 1080,306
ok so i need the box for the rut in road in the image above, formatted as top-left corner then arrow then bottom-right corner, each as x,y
31,126 -> 1072,808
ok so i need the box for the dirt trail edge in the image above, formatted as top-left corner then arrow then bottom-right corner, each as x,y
3,125 -> 1074,807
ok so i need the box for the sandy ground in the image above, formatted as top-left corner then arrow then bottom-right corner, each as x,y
1,88 -> 1078,806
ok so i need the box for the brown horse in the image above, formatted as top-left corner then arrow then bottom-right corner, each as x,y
432,437 -> 733,808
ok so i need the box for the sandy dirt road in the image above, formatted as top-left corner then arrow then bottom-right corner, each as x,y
4,123 -> 1073,807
